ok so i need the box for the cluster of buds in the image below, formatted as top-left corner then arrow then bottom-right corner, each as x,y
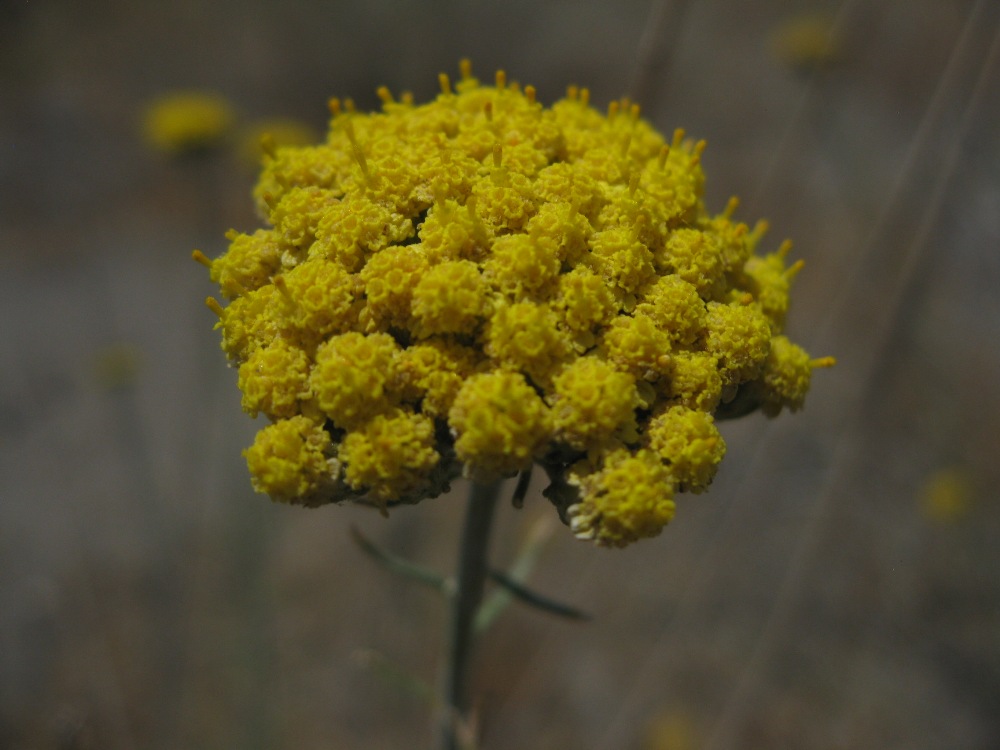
197,62 -> 832,547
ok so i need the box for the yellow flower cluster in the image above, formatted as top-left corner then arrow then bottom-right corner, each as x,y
199,62 -> 833,545
142,91 -> 235,154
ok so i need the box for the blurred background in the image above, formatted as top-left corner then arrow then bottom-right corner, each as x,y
2,0 -> 999,747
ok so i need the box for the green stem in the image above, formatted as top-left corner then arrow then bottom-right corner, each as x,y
442,480 -> 502,750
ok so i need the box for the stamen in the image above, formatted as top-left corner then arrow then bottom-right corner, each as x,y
749,219 -> 770,243
205,297 -> 225,317
376,86 -> 394,106
328,98 -> 342,117
191,249 -> 213,268
620,133 -> 632,157
785,259 -> 806,279
671,128 -> 686,149
259,132 -> 277,159
524,85 -> 536,104
272,274 -> 292,299
724,196 -> 740,218
495,69 -> 507,90
459,58 -> 472,80
691,139 -> 707,164
811,356 -> 837,368
344,120 -> 370,182
484,101 -> 493,122
657,144 -> 670,169
438,72 -> 452,95
628,172 -> 639,195
566,85 -> 579,100
493,143 -> 503,169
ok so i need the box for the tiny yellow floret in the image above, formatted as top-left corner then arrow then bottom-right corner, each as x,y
339,408 -> 441,506
646,405 -> 726,493
238,338 -> 311,419
550,357 -> 639,449
244,416 -> 336,504
568,449 -> 676,547
449,371 -> 552,479
310,332 -> 400,428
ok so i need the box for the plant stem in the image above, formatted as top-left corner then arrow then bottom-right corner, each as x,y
442,480 -> 502,750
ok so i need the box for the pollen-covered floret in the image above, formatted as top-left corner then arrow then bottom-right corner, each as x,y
567,448 -> 676,547
339,408 -> 441,506
485,301 -> 571,386
601,315 -> 672,380
238,338 -> 311,419
211,284 -> 279,362
705,300 -> 773,385
656,228 -> 726,298
244,416 -> 337,504
360,245 -> 429,329
272,258 -> 359,345
645,405 -> 726,493
418,199 -> 492,263
633,274 -> 706,346
209,230 -> 282,298
742,242 -> 803,330
311,195 -> 414,272
449,371 -> 552,479
398,339 -> 484,418
483,233 -> 562,299
201,63 -> 830,544
310,332 -> 400,428
756,335 -> 835,416
663,350 -> 723,412
550,357 -> 639,450
411,260 -> 488,337
553,267 -> 616,333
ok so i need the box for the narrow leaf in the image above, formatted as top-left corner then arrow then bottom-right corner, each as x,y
487,569 -> 591,621
350,525 -> 453,595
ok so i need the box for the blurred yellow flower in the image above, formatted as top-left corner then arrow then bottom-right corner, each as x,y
771,13 -> 839,72
142,91 -> 235,154
921,467 -> 974,523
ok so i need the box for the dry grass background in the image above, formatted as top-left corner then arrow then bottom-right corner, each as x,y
2,0 -> 999,748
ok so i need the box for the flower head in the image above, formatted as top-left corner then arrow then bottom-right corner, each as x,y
143,91 -> 235,154
199,63 -> 831,546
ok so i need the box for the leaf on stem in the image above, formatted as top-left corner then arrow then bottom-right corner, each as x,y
475,514 -> 590,631
350,525 -> 454,595
487,569 -> 591,622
